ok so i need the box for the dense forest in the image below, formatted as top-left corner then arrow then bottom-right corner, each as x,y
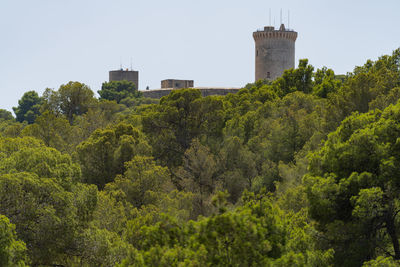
0,49 -> 399,266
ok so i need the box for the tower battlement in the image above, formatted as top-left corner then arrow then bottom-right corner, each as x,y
253,28 -> 297,42
253,24 -> 297,81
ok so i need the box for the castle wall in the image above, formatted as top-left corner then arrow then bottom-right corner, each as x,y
161,79 -> 194,89
142,88 -> 240,99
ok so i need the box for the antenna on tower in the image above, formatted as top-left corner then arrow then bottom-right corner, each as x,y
269,8 -> 271,26
280,8 -> 282,25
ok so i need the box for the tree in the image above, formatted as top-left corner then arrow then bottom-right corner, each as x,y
99,80 -> 142,103
304,102 -> 400,265
12,91 -> 42,124
21,110 -> 73,152
78,226 -> 136,266
0,136 -> 81,184
0,109 -> 14,121
73,99 -> 125,142
273,59 -> 314,96
0,215 -> 28,266
218,136 -> 257,201
313,67 -> 341,98
120,191 -> 333,266
0,135 -> 98,265
324,48 -> 400,130
104,156 -> 173,208
176,139 -> 219,216
0,173 -> 78,265
42,82 -> 96,123
142,89 -> 225,168
76,123 -> 151,189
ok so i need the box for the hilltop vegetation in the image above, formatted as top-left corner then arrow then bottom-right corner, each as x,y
0,48 -> 399,266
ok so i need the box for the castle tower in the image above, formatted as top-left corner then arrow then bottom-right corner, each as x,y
253,24 -> 297,81
109,69 -> 139,90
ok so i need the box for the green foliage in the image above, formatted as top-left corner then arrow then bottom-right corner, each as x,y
0,215 -> 28,266
273,59 -> 314,96
77,122 -> 151,188
362,256 -> 400,267
324,48 -> 400,130
0,136 -> 81,183
79,226 -> 137,266
43,81 -> 96,123
99,80 -> 142,103
121,192 -> 333,266
105,156 -> 173,208
12,90 -> 42,124
142,89 -> 225,167
313,67 -> 342,98
176,139 -> 219,216
73,99 -> 126,142
21,110 -> 73,152
305,101 -> 400,264
219,136 -> 257,201
120,96 -> 159,108
0,109 -> 14,121
0,173 -> 78,265
0,120 -> 25,138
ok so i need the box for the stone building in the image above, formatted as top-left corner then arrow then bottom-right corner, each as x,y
253,24 -> 297,81
161,79 -> 194,89
109,69 -> 139,89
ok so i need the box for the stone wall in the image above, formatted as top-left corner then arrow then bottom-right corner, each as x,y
161,79 -> 194,89
141,87 -> 240,99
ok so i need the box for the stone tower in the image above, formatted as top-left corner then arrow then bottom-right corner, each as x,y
253,24 -> 297,81
109,69 -> 139,90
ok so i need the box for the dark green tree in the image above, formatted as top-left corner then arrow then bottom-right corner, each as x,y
12,91 -> 42,124
305,101 -> 400,265
98,80 -> 142,103
142,89 -> 225,168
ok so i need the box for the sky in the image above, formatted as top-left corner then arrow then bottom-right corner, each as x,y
0,0 -> 399,112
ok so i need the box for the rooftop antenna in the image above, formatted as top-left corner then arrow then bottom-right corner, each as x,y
269,8 -> 271,26
280,8 -> 282,25
274,16 -> 275,28
288,10 -> 290,29
130,57 -> 133,71
119,56 -> 122,70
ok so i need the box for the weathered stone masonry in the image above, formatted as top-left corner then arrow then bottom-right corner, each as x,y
253,24 -> 297,81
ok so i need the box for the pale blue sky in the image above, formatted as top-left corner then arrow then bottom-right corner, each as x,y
0,0 -> 399,112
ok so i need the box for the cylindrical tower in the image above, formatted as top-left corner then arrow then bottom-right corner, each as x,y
253,24 -> 297,81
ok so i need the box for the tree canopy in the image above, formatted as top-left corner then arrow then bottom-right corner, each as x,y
99,80 -> 142,103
